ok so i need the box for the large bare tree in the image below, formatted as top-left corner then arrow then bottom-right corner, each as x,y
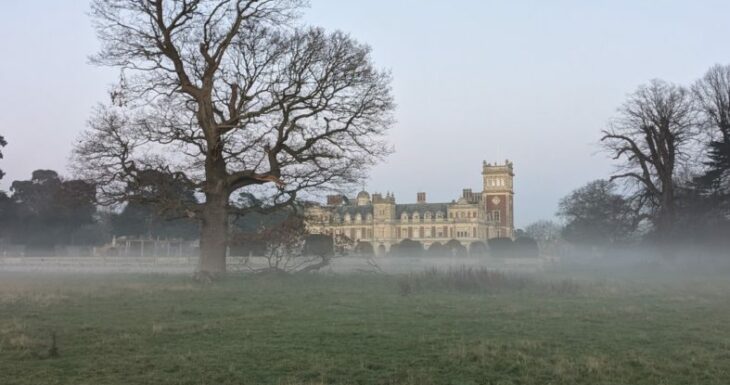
74,0 -> 394,275
601,80 -> 696,239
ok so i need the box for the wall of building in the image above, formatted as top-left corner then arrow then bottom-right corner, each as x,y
305,161 -> 515,255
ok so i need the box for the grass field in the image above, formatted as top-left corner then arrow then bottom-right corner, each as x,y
1,267 -> 729,384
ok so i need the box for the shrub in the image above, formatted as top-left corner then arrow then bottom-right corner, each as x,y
514,236 -> 539,257
393,239 -> 423,257
444,239 -> 467,257
426,242 -> 447,257
488,237 -> 514,258
303,234 -> 334,257
354,241 -> 374,256
469,241 -> 488,257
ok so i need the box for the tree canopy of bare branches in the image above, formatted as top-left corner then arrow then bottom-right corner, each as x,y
74,0 -> 394,275
693,64 -> 730,194
601,80 -> 696,239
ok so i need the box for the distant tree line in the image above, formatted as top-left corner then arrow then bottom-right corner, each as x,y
0,170 -> 97,251
533,64 -> 730,258
0,169 -> 199,252
0,167 -> 337,265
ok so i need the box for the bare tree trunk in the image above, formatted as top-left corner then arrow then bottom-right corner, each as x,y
652,174 -> 674,234
199,155 -> 229,275
662,186 -> 675,233
199,191 -> 228,275
656,185 -> 678,258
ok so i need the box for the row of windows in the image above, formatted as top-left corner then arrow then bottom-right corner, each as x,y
329,228 -> 374,240
399,211 -> 445,221
336,213 -> 372,223
317,224 -> 511,241
315,225 -> 509,240
398,210 -> 482,222
485,178 -> 508,188
325,209 -> 502,224
449,211 -> 478,219
395,226 -> 478,239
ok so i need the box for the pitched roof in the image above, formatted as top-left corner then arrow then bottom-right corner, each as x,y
334,205 -> 373,217
395,203 -> 449,217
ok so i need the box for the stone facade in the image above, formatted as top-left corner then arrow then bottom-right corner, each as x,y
305,161 -> 515,255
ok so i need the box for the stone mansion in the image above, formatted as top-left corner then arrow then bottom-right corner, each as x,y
305,160 -> 515,255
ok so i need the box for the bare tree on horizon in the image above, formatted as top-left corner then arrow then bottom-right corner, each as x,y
601,80 -> 696,243
73,0 -> 394,276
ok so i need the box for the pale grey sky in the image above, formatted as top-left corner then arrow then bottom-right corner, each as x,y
1,1 -> 729,226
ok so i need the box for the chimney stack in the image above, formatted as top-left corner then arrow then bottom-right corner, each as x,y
463,188 -> 474,202
417,192 -> 426,204
326,194 -> 344,206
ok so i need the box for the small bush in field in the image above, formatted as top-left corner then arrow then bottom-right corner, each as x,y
397,277 -> 413,296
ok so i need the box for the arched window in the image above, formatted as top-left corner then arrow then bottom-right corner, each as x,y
344,213 -> 351,223
424,211 -> 432,221
436,211 -> 444,220
400,212 -> 409,222
355,213 -> 362,223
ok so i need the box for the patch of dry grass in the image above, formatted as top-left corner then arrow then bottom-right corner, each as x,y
396,266 -> 583,295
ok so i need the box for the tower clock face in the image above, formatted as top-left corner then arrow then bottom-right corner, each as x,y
491,196 -> 501,205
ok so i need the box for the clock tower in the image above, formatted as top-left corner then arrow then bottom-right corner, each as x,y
482,160 -> 515,238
